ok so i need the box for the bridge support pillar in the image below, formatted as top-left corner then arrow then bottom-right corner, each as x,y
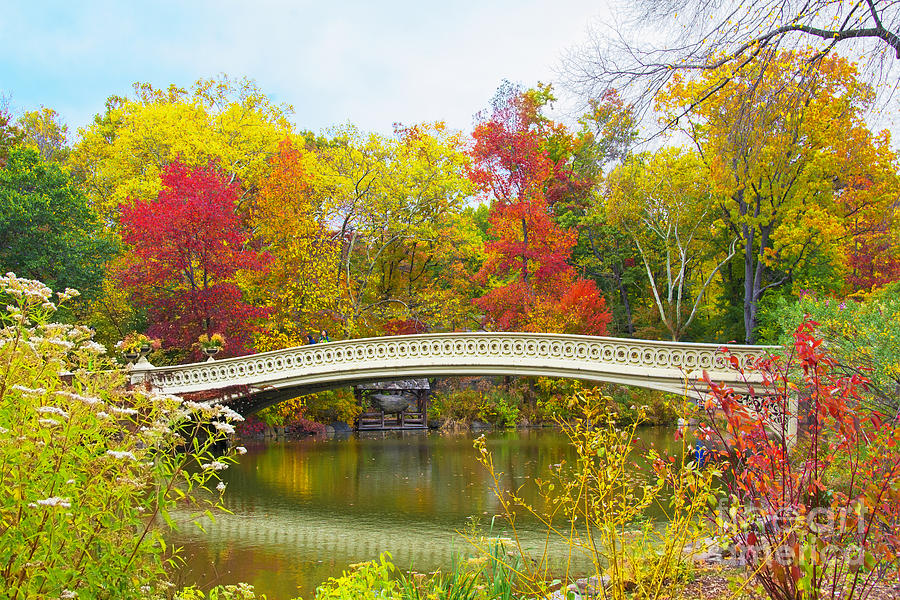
128,357 -> 156,390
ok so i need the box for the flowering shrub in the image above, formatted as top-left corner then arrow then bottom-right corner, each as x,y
0,274 -> 244,598
285,417 -> 326,436
235,414 -> 267,437
197,332 -> 226,350
117,331 -> 162,354
701,320 -> 900,600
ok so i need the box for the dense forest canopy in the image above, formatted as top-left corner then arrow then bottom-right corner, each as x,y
0,56 -> 897,359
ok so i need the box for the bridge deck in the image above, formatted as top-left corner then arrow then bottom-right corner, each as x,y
131,332 -> 777,417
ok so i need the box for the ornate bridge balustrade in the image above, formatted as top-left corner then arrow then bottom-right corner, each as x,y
134,333 -> 775,417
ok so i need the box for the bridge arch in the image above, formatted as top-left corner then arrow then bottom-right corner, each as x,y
135,332 -> 772,416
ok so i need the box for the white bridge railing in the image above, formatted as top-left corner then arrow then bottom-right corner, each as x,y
134,332 -> 774,402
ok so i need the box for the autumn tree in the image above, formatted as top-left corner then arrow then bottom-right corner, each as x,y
658,51 -> 896,341
17,107 -> 69,164
472,83 -> 611,335
565,0 -> 900,127
565,89 -> 643,336
0,147 -> 116,298
604,148 -> 737,341
0,103 -> 23,167
118,161 -> 268,357
832,121 -> 900,290
313,122 -> 479,336
244,140 -> 343,350
71,76 -> 296,221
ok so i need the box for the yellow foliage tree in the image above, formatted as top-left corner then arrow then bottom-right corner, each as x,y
314,122 -> 480,336
71,75 -> 297,221
245,140 -> 343,350
604,148 -> 737,341
657,51 -> 897,341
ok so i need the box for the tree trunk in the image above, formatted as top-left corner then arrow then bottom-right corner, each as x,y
743,222 -> 756,343
612,264 -> 635,336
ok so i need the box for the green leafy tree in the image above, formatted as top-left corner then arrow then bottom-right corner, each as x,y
604,148 -> 737,341
0,147 -> 116,298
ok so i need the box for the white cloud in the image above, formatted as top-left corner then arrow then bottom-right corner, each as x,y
1,0 -> 610,136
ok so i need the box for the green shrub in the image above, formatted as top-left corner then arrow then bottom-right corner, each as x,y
470,389 -> 714,599
314,549 -> 520,600
0,275 -> 243,598
175,583 -> 269,600
535,378 -> 679,425
478,389 -> 521,427
314,553 -> 400,599
429,388 -> 524,427
760,281 -> 900,410
300,388 -> 360,424
428,389 -> 484,422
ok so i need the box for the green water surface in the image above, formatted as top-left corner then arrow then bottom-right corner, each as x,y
172,427 -> 679,599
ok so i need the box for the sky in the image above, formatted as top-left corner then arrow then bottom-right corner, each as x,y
1,0 -> 613,138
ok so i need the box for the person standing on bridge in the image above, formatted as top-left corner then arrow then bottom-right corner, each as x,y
306,332 -> 316,345
320,330 -> 330,342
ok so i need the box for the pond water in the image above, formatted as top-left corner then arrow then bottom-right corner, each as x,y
171,427 -> 679,599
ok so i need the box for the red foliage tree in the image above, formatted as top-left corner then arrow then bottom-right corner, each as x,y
119,160 -> 269,357
840,174 -> 900,291
471,83 -> 610,335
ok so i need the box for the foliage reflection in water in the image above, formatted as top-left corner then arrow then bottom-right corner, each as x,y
171,427 -> 679,599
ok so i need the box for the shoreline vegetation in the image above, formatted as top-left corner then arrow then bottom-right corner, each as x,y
2,276 -> 900,599
3,23 -> 900,596
237,379 -> 681,441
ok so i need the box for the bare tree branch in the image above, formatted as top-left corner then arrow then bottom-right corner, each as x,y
563,0 -> 900,131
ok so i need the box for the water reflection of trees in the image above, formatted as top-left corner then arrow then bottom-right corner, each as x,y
225,430 -> 676,523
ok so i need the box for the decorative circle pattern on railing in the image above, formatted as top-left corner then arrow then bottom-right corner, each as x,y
141,332 -> 772,397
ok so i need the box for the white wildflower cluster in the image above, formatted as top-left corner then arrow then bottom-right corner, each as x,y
200,461 -> 229,472
29,496 -> 71,508
109,406 -> 139,416
106,450 -> 137,461
77,340 -> 106,355
139,421 -> 173,439
42,338 -> 75,351
216,481 -> 227,493
0,273 -> 54,304
151,393 -> 184,404
38,419 -> 61,427
57,288 -> 80,301
37,406 -> 69,419
235,446 -> 247,455
11,385 -> 47,396
214,421 -> 235,435
178,400 -> 243,423
54,390 -> 104,407
182,400 -> 217,417
213,403 -> 244,423
60,589 -> 77,599
41,323 -> 69,336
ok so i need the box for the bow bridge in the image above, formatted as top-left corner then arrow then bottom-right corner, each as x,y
132,332 -> 772,416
